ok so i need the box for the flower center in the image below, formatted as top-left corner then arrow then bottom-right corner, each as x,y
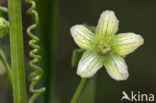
98,41 -> 111,54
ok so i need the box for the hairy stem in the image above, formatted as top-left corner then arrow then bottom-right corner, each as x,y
70,78 -> 87,103
8,0 -> 27,102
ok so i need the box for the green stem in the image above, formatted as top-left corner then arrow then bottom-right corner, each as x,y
8,0 -> 27,103
70,78 -> 87,103
0,55 -> 12,84
36,0 -> 58,103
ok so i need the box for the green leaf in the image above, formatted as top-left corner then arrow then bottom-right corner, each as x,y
72,49 -> 85,69
78,78 -> 96,103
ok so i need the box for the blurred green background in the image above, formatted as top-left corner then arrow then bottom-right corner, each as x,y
0,0 -> 156,103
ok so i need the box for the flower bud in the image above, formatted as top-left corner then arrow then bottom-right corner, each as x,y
0,17 -> 9,39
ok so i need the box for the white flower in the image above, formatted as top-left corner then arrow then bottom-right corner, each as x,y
70,10 -> 144,81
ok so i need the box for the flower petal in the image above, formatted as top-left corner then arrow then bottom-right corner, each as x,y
113,33 -> 144,56
96,10 -> 119,40
104,54 -> 129,81
77,51 -> 103,78
70,25 -> 97,50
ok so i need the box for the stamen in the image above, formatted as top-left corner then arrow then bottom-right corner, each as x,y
98,41 -> 111,54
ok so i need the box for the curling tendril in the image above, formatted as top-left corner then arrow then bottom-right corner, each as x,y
25,0 -> 46,103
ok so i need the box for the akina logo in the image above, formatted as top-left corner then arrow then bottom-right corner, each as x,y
121,91 -> 155,102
